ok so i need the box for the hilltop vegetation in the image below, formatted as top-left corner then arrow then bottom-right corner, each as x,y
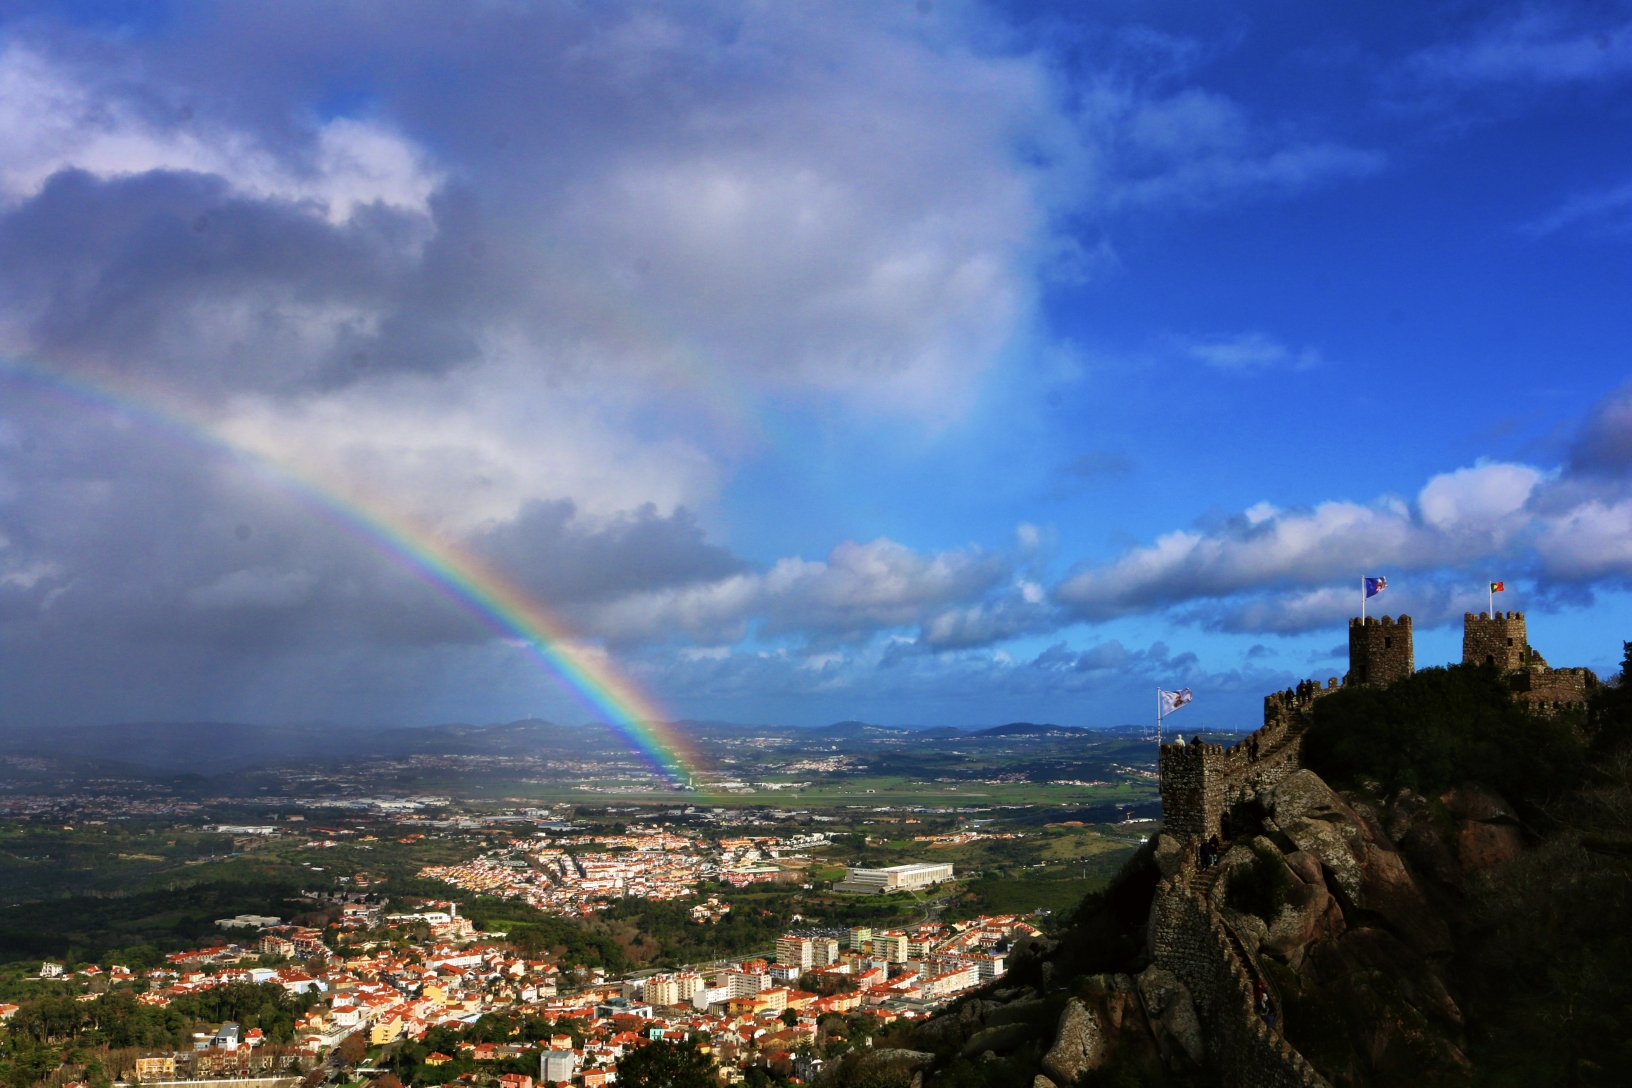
1301,661 -> 1587,810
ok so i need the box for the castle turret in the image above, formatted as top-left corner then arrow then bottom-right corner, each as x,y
1347,614 -> 1413,687
1463,611 -> 1526,670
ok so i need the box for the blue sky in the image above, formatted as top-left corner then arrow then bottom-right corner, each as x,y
2,0 -> 1631,732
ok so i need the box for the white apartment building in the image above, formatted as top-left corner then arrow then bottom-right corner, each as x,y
723,970 -> 770,998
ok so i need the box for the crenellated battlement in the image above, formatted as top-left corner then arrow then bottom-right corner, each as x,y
1158,677 -> 1340,841
1463,610 -> 1526,671
1461,610 -> 1599,711
1348,614 -> 1413,686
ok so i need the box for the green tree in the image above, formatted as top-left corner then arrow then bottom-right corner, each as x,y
615,1040 -> 716,1088
1587,641 -> 1632,758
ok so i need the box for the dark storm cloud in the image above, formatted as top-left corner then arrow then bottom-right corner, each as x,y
1565,380 -> 1632,476
472,499 -> 750,605
0,168 -> 502,394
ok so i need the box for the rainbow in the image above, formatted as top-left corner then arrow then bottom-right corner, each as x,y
0,358 -> 707,790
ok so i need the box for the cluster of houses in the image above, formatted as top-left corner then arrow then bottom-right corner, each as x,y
419,831 -> 833,916
22,910 -> 1037,1088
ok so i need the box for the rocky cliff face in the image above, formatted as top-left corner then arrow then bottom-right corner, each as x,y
895,767 -> 1526,1088
1207,768 -> 1520,1085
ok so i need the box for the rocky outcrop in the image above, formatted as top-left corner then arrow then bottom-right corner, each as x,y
862,1050 -> 935,1067
905,764 -> 1526,1088
984,998 -> 1049,1028
1153,832 -> 1184,878
1040,997 -> 1108,1084
1266,770 -> 1450,955
1135,966 -> 1204,1067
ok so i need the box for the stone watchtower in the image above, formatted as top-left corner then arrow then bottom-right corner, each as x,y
1348,614 -> 1413,687
1463,611 -> 1526,669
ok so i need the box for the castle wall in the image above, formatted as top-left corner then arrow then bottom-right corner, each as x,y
1511,666 -> 1598,710
1348,615 -> 1413,686
1463,611 -> 1526,670
1157,678 -> 1341,849
1150,845 -> 1329,1088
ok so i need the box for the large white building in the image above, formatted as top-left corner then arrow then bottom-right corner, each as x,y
835,861 -> 954,894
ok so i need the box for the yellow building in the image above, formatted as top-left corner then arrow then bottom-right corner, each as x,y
644,976 -> 680,1006
751,988 -> 789,1014
370,1014 -> 405,1045
135,1057 -> 176,1081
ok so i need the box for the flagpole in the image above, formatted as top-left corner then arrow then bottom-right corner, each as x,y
1488,581 -> 1493,617
1361,576 -> 1365,621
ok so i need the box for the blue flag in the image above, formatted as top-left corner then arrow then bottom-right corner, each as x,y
1364,576 -> 1387,598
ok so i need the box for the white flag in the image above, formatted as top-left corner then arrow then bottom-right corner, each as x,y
1159,688 -> 1193,716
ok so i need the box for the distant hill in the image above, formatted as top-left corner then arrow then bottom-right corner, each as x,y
0,718 -> 630,773
974,721 -> 1091,737
804,720 -> 913,738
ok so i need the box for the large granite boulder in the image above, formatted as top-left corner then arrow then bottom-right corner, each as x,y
1152,833 -> 1183,878
1261,856 -> 1339,965
914,1014 -> 968,1049
1441,783 -> 1515,823
1041,998 -> 1108,1085
1266,769 -> 1370,897
1358,843 -> 1452,953
1268,769 -> 1450,954
861,1049 -> 935,1067
1457,820 -> 1524,870
1443,783 -> 1524,872
1134,966 -> 1204,1068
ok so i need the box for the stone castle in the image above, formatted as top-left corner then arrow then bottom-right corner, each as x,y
1148,610 -> 1599,1086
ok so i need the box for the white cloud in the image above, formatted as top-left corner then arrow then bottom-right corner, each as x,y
1054,461 -> 1552,627
215,360 -> 720,532
0,47 -> 441,221
1417,461 -> 1544,532
1179,331 -> 1323,372
584,536 -> 1029,647
1535,498 -> 1632,580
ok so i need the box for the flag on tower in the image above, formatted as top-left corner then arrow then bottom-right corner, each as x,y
1490,581 -> 1505,593
1364,576 -> 1387,598
1159,688 -> 1193,716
